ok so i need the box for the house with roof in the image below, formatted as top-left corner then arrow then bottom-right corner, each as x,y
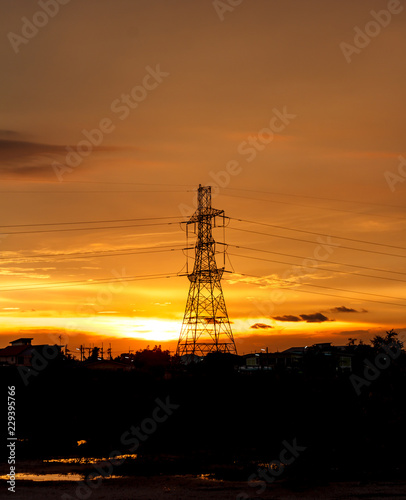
0,338 -> 62,367
240,343 -> 352,373
0,338 -> 34,366
240,348 -> 304,372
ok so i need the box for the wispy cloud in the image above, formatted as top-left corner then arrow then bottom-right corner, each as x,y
300,313 -> 331,323
226,272 -> 332,289
329,306 -> 367,313
0,267 -> 51,279
250,323 -> 273,329
0,133 -> 117,179
273,312 -> 333,323
273,315 -> 302,322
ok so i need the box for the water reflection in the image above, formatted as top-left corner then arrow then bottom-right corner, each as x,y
0,472 -> 131,482
43,454 -> 137,465
0,454 -> 139,482
198,473 -> 219,481
0,473 -> 84,482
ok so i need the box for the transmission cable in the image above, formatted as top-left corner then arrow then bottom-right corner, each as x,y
0,190 -> 192,194
228,226 -> 406,259
228,217 -> 406,251
0,216 -> 184,229
0,245 -> 184,262
228,251 -> 406,283
221,193 -> 406,221
227,244 -> 406,276
230,273 -> 406,308
0,273 -> 181,292
228,254 -> 405,301
2,221 -> 181,235
2,180 -> 195,187
222,187 -> 404,210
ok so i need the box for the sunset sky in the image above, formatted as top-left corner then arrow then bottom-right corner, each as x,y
0,0 -> 405,355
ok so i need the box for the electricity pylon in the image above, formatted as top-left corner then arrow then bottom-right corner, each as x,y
176,185 -> 237,357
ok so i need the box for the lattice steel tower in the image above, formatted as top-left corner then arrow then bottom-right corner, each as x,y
176,185 -> 237,357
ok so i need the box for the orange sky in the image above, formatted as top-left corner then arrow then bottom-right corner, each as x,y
0,0 -> 405,355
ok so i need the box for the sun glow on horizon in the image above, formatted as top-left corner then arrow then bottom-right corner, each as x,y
0,315 -> 182,342
0,314 -> 381,343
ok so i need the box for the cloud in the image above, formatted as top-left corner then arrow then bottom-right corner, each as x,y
300,313 -> 331,323
0,138 -> 66,158
273,315 -> 301,322
204,318 -> 234,324
273,313 -> 332,323
0,139 -> 68,179
0,130 -> 22,140
334,329 -> 372,337
329,306 -> 367,313
0,136 -> 117,179
250,323 -> 274,330
0,267 -> 50,279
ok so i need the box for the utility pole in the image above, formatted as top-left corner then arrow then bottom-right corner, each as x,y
176,184 -> 237,357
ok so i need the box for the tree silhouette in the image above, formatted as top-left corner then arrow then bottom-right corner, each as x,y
89,346 -> 100,361
371,329 -> 404,352
134,345 -> 171,370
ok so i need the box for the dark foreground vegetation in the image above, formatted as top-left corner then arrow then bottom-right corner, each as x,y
2,330 -> 406,486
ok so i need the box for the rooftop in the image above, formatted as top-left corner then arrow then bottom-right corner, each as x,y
0,345 -> 30,357
10,338 -> 33,346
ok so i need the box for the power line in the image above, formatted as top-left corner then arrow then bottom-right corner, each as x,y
0,245 -> 184,262
2,180 -> 195,187
227,244 -> 406,276
0,273 -> 181,292
228,226 -> 406,259
231,273 -> 406,308
229,217 -> 406,251
230,267 -> 405,302
297,281 -> 406,302
3,221 -> 182,236
221,193 -> 406,221
0,216 -> 184,229
222,187 -> 405,211
228,251 -> 406,283
0,190 -> 191,194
